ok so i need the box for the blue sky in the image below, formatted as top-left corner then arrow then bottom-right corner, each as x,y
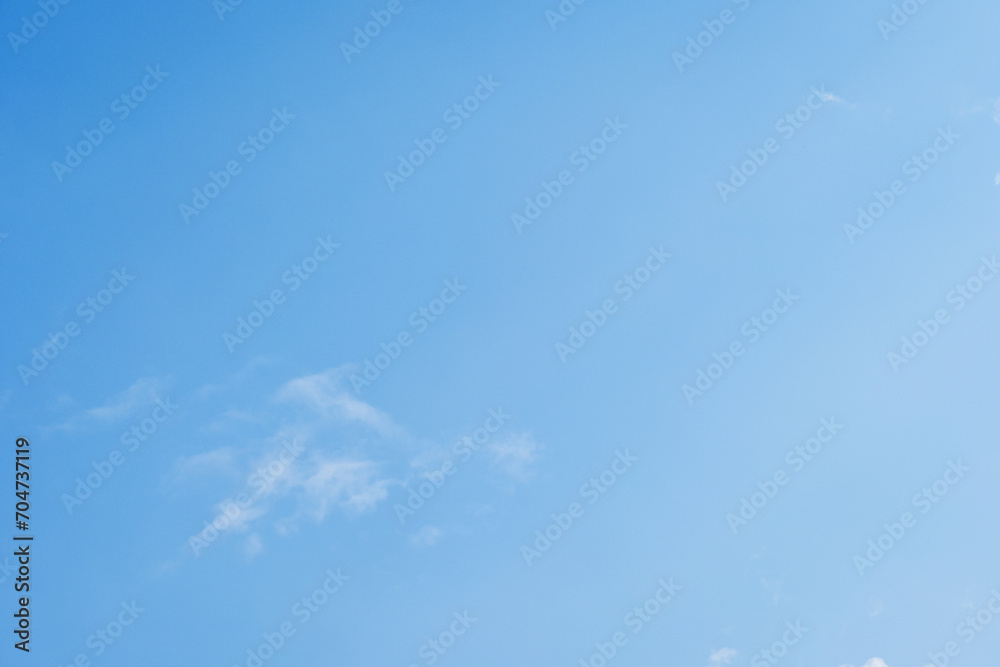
2,0 -> 1000,665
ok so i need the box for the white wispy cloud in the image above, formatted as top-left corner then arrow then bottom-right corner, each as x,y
243,534 -> 263,560
816,88 -> 857,109
275,367 -> 404,438
171,447 -> 236,482
295,459 -> 391,519
48,376 -> 167,433
487,432 -> 540,481
409,525 -> 443,548
180,365 -> 543,554
180,366 -> 401,545
85,377 -> 164,421
708,648 -> 737,666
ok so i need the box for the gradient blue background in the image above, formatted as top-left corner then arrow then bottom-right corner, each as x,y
2,0 -> 999,665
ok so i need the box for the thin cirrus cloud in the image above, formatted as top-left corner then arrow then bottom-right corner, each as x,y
293,458 -> 391,519
486,432 -> 540,481
170,447 -> 237,482
242,533 -> 264,560
409,525 -> 444,548
178,364 -> 543,551
708,648 -> 737,666
48,376 -> 167,432
819,89 -> 857,109
84,377 -> 165,421
274,366 -> 405,438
